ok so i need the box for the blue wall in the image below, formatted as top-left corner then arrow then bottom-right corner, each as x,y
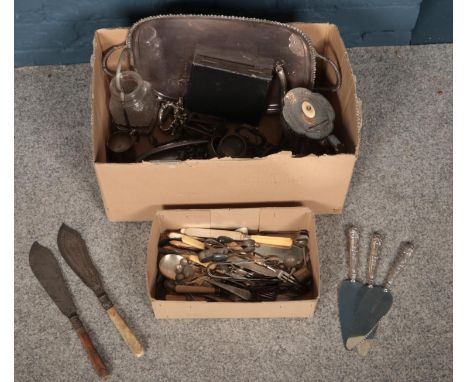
411,0 -> 452,44
14,0 -> 452,67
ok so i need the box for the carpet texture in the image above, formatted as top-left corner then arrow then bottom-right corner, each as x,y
14,44 -> 452,381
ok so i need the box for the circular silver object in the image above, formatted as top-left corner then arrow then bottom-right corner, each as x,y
107,131 -> 135,153
282,88 -> 335,140
158,254 -> 184,280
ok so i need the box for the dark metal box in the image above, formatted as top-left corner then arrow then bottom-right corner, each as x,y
185,47 -> 274,124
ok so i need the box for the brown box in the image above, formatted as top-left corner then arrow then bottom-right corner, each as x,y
91,23 -> 362,221
146,207 -> 320,319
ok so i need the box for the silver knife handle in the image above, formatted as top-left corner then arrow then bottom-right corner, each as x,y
367,233 -> 383,285
384,241 -> 414,290
347,226 -> 360,281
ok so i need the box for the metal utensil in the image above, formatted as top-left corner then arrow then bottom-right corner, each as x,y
29,242 -> 109,379
106,131 -> 136,163
205,279 -> 252,300
254,243 -> 303,259
57,224 -> 145,358
338,226 -> 363,346
180,228 -> 293,248
136,139 -> 209,162
346,242 -> 414,350
215,237 -> 256,252
198,247 -> 230,263
216,133 -> 248,158
159,254 -> 185,280
167,233 -> 205,250
356,233 -> 383,356
238,261 -> 301,287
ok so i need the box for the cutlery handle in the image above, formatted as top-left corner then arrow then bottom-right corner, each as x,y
107,307 -> 145,358
346,226 -> 360,281
71,317 -> 109,379
185,254 -> 210,267
181,235 -> 205,250
367,233 -> 383,285
181,228 -> 243,240
208,279 -> 252,300
250,235 -> 293,248
384,241 -> 414,290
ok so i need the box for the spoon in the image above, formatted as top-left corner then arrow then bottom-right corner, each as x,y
159,254 -> 184,280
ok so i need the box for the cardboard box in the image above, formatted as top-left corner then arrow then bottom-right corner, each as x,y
146,207 -> 320,319
91,23 -> 362,221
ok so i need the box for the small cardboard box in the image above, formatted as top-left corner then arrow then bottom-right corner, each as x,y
91,23 -> 362,222
146,207 -> 320,319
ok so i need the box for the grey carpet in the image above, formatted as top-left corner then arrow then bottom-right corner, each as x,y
15,44 -> 452,381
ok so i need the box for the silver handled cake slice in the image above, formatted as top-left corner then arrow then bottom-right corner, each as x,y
356,233 -> 383,356
346,242 -> 414,350
338,226 -> 365,346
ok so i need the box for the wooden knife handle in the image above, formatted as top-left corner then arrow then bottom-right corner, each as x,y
384,241 -> 414,290
346,226 -> 360,281
367,233 -> 383,285
74,326 -> 109,379
107,306 -> 145,358
249,235 -> 292,248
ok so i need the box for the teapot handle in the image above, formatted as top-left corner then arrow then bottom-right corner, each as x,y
313,53 -> 342,92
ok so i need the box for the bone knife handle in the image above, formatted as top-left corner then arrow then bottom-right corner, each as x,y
347,226 -> 360,281
367,233 -> 383,285
71,317 -> 109,379
180,235 -> 205,250
384,241 -> 414,290
106,307 -> 145,358
249,235 -> 293,248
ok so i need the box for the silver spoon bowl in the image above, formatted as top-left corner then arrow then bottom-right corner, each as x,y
159,254 -> 184,280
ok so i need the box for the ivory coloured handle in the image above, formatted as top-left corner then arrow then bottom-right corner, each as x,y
249,235 -> 292,248
107,307 -> 144,358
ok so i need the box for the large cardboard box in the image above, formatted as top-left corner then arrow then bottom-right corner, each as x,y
146,207 -> 319,319
91,23 -> 362,221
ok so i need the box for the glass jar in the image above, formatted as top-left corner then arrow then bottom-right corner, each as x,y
109,70 -> 159,129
